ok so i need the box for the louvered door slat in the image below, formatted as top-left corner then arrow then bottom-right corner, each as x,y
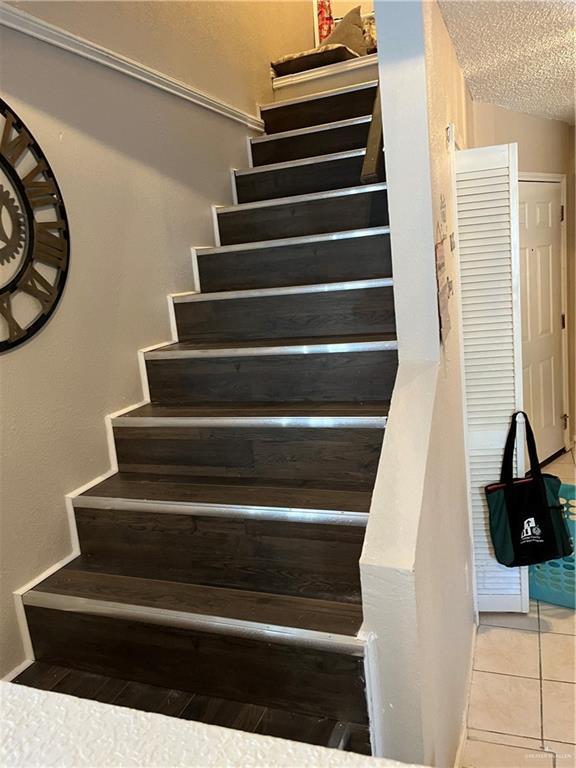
455,144 -> 527,613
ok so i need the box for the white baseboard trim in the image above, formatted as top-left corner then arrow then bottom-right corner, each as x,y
360,629 -> 385,758
272,53 -> 378,91
13,549 -> 80,662
2,658 -> 33,683
9,334 -> 174,667
453,623 -> 477,768
0,2 -> 264,133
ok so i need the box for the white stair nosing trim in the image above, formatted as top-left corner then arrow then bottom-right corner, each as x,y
260,79 -> 378,112
172,277 -> 393,304
24,591 -> 365,654
197,226 -> 390,256
217,183 -> 387,214
73,496 -> 370,527
250,115 -> 371,144
145,339 -> 398,360
235,149 -> 366,176
112,415 -> 387,429
272,53 -> 379,91
0,3 -> 264,132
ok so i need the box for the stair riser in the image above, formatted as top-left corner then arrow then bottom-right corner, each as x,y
198,233 -> 392,293
74,507 -> 364,602
26,606 -> 368,722
261,86 -> 377,134
217,189 -> 388,245
174,286 -> 395,343
113,426 -> 384,488
146,349 -> 398,404
236,155 -> 371,203
250,122 -> 370,166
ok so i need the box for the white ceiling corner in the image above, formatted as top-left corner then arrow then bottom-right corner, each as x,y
438,0 -> 576,124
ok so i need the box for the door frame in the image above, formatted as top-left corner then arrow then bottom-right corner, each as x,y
518,172 -> 571,452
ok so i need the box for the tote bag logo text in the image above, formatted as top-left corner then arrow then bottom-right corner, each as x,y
521,517 -> 543,543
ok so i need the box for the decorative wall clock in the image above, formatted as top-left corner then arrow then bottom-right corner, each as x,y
0,99 -> 69,353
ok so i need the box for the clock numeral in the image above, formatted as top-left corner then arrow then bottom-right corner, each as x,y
17,263 -> 57,311
0,292 -> 25,342
22,161 -> 59,208
33,221 -> 68,270
0,113 -> 31,167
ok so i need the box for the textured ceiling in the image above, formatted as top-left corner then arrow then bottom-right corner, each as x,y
438,0 -> 576,124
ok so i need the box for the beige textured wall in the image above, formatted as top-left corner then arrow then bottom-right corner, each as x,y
472,101 -> 572,174
9,1 -> 314,113
473,102 -> 575,444
569,128 -> 575,443
331,1 -> 374,18
418,3 -> 476,765
0,1 -> 310,676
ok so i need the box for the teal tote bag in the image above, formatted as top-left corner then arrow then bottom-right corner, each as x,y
485,412 -> 573,568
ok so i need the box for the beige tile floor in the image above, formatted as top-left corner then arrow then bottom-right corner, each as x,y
545,450 -> 576,485
462,451 -> 575,767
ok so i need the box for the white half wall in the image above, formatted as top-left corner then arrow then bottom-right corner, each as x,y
360,2 -> 476,765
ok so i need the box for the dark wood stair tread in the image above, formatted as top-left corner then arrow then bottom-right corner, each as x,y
32,565 -> 364,636
120,402 -> 390,419
13,662 -> 370,752
80,472 -> 373,512
153,332 -> 396,354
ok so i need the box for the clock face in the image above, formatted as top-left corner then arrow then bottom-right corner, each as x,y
0,99 -> 69,353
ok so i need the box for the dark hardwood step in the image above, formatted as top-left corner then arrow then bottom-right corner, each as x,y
173,279 -> 395,344
13,661 -> 71,691
260,81 -> 377,134
24,578 -> 368,722
250,116 -> 371,166
197,228 -> 392,293
112,422 -> 384,488
72,503 -> 365,601
236,150 -> 377,203
144,335 -> 398,405
80,472 -> 374,514
73,460 -> 372,601
217,184 -> 388,245
30,567 -> 363,635
13,662 -> 370,752
346,723 -> 373,755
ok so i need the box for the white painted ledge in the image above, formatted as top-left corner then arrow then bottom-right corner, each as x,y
0,3 -> 263,132
0,683 -> 424,768
272,53 -> 379,91
360,361 -> 438,762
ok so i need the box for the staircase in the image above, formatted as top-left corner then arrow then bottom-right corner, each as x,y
14,79 -> 396,755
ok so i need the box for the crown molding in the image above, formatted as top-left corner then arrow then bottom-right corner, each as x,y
0,3 -> 264,132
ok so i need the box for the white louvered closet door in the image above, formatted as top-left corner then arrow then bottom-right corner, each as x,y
455,144 -> 528,613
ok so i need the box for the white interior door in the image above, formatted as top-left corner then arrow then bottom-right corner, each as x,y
519,181 -> 564,462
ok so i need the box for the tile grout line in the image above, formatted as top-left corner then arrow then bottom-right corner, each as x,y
468,726 -> 545,744
462,631 -> 480,762
537,601 -> 546,749
472,668 -> 542,682
480,619 -> 575,637
478,623 -> 539,634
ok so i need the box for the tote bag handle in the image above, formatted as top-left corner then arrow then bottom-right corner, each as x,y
500,411 -> 542,484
